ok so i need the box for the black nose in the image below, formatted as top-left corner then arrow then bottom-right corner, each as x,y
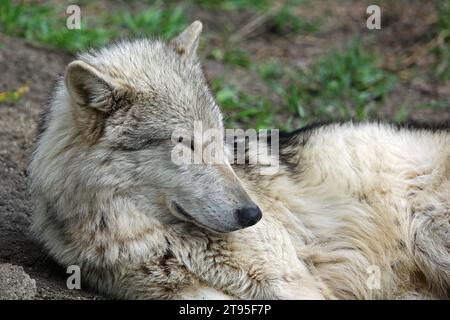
236,206 -> 262,228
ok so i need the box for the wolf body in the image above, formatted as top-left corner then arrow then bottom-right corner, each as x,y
29,22 -> 450,299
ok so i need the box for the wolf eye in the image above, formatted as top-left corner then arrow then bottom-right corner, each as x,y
178,137 -> 183,143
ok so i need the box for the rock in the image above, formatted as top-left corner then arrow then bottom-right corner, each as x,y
0,263 -> 37,300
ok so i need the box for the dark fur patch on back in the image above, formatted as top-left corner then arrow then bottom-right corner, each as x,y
230,123 -> 329,176
277,121 -> 333,173
279,120 -> 334,144
393,120 -> 450,132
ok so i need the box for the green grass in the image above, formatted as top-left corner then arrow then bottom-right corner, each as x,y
433,0 -> 450,80
195,0 -> 272,11
199,0 -> 319,36
266,3 -> 320,35
107,5 -> 187,40
256,61 -> 285,82
283,41 -> 397,125
205,0 -> 319,68
416,100 -> 449,110
0,0 -> 187,53
211,79 -> 277,129
393,105 -> 409,123
0,1 -> 110,52
209,47 -> 252,68
438,1 -> 450,30
211,41 -> 397,130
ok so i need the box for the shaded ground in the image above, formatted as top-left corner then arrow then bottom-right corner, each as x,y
0,0 -> 448,299
0,35 -> 100,299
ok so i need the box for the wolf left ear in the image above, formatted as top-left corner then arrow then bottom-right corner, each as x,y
170,20 -> 203,60
65,60 -> 123,113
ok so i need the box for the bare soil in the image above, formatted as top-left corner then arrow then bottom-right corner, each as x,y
0,34 -> 100,299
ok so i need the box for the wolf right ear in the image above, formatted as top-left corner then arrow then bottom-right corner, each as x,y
65,60 -> 121,112
170,20 -> 203,61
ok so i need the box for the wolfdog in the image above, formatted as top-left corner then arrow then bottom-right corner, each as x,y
29,21 -> 450,299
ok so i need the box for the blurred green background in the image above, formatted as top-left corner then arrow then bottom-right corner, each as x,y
0,0 -> 449,130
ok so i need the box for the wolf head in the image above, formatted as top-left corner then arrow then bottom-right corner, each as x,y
42,21 -> 261,233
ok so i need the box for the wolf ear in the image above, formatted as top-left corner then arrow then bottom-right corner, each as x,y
65,60 -> 121,112
170,20 -> 203,60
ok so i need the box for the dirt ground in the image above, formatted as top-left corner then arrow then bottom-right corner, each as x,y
0,34 -> 102,299
0,0 -> 448,299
